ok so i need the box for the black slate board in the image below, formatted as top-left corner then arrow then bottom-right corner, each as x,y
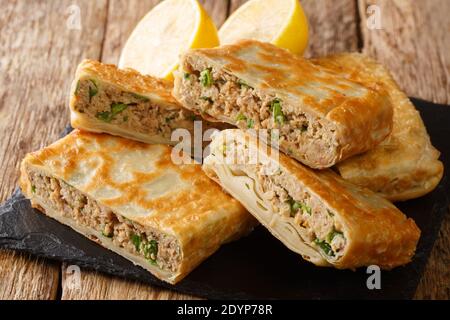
0,98 -> 448,300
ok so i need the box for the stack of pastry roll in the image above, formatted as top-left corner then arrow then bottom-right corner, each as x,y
20,40 -> 443,282
20,61 -> 257,284
171,40 -> 443,269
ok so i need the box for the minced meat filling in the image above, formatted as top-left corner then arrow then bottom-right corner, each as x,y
252,166 -> 346,259
28,170 -> 182,272
182,63 -> 337,159
73,79 -> 196,139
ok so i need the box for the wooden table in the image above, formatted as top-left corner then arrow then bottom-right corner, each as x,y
0,0 -> 449,300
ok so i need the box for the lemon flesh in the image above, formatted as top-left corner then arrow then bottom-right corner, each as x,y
219,0 -> 309,55
119,0 -> 219,80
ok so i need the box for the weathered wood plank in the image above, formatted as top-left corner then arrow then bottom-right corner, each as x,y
60,263 -> 196,300
229,0 -> 359,57
359,0 -> 450,300
199,0 -> 230,27
0,0 -> 109,299
415,217 -> 450,299
0,251 -> 59,300
61,0 -> 229,300
359,0 -> 450,104
302,0 -> 359,57
100,0 -> 160,65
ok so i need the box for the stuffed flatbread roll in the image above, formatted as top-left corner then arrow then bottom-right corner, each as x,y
70,59 -> 220,146
173,40 -> 394,169
311,53 -> 444,201
203,129 -> 420,269
20,130 -> 256,284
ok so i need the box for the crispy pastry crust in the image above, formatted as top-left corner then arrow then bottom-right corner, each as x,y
20,130 -> 256,283
69,60 -> 224,146
312,53 -> 444,201
203,130 -> 421,270
73,59 -> 179,106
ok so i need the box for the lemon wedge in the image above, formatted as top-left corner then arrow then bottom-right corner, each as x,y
219,0 -> 309,55
119,0 -> 219,80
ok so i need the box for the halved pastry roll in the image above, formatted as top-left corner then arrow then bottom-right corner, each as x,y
173,40 -> 394,169
20,130 -> 256,284
203,129 -> 420,269
311,53 -> 444,201
70,59 -> 220,146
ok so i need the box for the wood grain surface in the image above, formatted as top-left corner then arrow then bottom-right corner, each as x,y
358,0 -> 450,299
0,0 -> 448,300
359,0 -> 450,104
0,0 -> 107,300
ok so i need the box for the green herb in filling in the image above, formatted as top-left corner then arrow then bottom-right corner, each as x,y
314,239 -> 335,257
165,115 -> 177,123
271,99 -> 285,125
288,198 -> 311,217
183,72 -> 191,80
131,93 -> 150,102
131,233 -> 142,252
111,102 -> 128,115
101,226 -> 113,238
188,114 -> 198,121
287,198 -> 297,217
142,240 -> 158,264
200,96 -> 213,103
236,113 -> 254,128
236,113 -> 247,122
96,111 -> 112,122
96,102 -> 129,123
301,124 -> 308,132
327,229 -> 343,243
300,203 -> 312,215
291,201 -> 301,213
237,79 -> 252,89
200,68 -> 213,87
88,79 -> 98,102
31,185 -> 36,193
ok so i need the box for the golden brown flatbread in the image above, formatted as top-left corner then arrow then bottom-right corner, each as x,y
70,59 -> 218,146
173,40 -> 394,169
20,130 -> 256,284
312,53 -> 444,201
